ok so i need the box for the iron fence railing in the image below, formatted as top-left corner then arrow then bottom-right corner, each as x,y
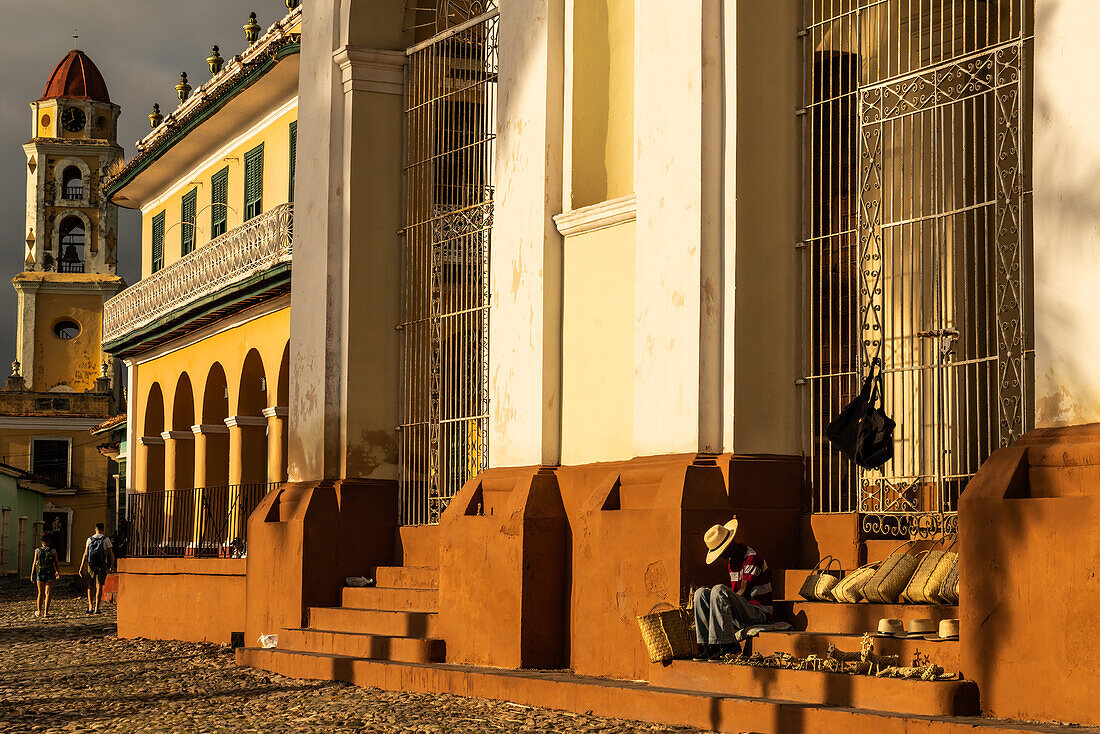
125,483 -> 277,558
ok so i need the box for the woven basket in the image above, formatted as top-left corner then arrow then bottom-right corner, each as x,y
936,554 -> 960,605
831,561 -> 879,603
862,542 -> 919,604
638,603 -> 698,663
901,549 -> 941,603
799,556 -> 842,601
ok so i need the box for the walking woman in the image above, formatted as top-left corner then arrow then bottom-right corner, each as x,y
30,533 -> 60,618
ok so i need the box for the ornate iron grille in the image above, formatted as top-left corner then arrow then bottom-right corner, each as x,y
400,8 -> 497,525
404,0 -> 499,37
801,0 -> 1033,537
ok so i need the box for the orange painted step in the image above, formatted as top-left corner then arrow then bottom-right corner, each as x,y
774,600 -> 958,634
649,659 -> 978,716
307,607 -> 439,638
374,566 -> 439,590
240,647 -> 1088,734
341,586 -> 439,613
747,629 -> 959,671
279,628 -> 445,664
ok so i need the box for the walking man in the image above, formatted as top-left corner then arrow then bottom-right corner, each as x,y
30,533 -> 61,618
77,523 -> 115,614
693,517 -> 774,660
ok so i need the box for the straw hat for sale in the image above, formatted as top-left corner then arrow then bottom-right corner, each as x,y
875,618 -> 905,637
904,618 -> 937,637
704,517 -> 740,565
923,618 -> 960,641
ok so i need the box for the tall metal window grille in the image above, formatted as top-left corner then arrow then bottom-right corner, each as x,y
400,7 -> 498,525
800,0 -> 1033,537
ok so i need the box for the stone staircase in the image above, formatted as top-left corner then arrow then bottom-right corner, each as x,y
273,527 -> 445,665
239,550 -> 1096,733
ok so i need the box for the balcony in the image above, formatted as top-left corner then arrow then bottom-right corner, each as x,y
103,203 -> 293,354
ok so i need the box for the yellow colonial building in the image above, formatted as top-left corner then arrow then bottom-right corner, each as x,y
103,7 -> 300,555
0,48 -> 124,572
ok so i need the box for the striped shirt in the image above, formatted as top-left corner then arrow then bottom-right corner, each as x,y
728,545 -> 773,618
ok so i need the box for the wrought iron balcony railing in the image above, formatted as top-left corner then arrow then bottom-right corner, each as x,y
124,483 -> 277,558
103,203 -> 293,344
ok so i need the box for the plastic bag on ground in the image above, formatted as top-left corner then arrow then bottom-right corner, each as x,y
258,634 -> 278,649
345,576 -> 374,587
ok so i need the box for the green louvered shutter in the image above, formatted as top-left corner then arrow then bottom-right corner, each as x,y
151,211 -> 165,273
211,167 -> 229,237
181,188 -> 197,255
244,144 -> 264,220
289,121 -> 297,203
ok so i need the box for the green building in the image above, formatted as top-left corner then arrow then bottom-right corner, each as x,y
0,462 -> 46,577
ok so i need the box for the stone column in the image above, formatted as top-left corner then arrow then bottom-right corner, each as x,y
225,415 -> 267,545
225,416 -> 268,486
191,423 -> 229,551
160,430 -> 194,550
1033,0 -> 1100,428
192,424 -> 230,488
160,431 -> 194,492
262,407 -> 289,484
137,436 -> 164,493
489,0 -> 566,468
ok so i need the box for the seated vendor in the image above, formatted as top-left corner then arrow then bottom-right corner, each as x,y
693,517 -> 773,660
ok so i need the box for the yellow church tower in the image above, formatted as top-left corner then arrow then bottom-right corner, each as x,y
0,49 -> 124,574
13,49 -> 125,389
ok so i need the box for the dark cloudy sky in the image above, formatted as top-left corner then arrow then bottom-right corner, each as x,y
0,1 -> 289,368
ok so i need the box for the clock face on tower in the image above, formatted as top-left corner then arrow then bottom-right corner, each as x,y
60,107 -> 86,133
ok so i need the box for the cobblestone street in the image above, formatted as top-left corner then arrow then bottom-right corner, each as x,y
0,580 -> 705,733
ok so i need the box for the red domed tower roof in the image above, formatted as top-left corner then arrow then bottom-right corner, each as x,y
39,49 -> 111,103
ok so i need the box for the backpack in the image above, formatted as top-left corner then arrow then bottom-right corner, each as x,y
826,357 -> 895,470
88,535 -> 109,570
35,546 -> 55,576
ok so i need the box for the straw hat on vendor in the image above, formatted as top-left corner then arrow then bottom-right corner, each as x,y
704,517 -> 740,565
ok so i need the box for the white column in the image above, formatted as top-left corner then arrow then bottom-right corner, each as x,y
632,0 -> 716,456
489,0 -> 566,468
1033,0 -> 1100,427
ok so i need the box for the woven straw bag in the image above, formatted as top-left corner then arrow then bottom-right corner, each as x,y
831,561 -> 880,603
902,537 -> 956,604
937,554 -> 960,605
799,556 -> 842,601
862,542 -> 920,604
638,603 -> 698,663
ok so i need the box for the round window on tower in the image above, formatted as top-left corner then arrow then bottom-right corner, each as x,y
97,116 -> 106,130
41,114 -> 51,128
53,320 -> 81,340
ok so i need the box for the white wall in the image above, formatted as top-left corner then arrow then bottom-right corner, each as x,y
1033,0 -> 1100,427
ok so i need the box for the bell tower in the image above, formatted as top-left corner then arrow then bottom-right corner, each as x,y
12,48 -> 124,392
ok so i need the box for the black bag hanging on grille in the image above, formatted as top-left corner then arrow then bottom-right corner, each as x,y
826,358 -> 895,469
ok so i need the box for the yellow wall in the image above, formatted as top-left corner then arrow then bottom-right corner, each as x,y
560,221 -> 635,464
141,106 -> 298,277
132,306 -> 290,487
572,0 -> 634,208
32,292 -> 105,392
